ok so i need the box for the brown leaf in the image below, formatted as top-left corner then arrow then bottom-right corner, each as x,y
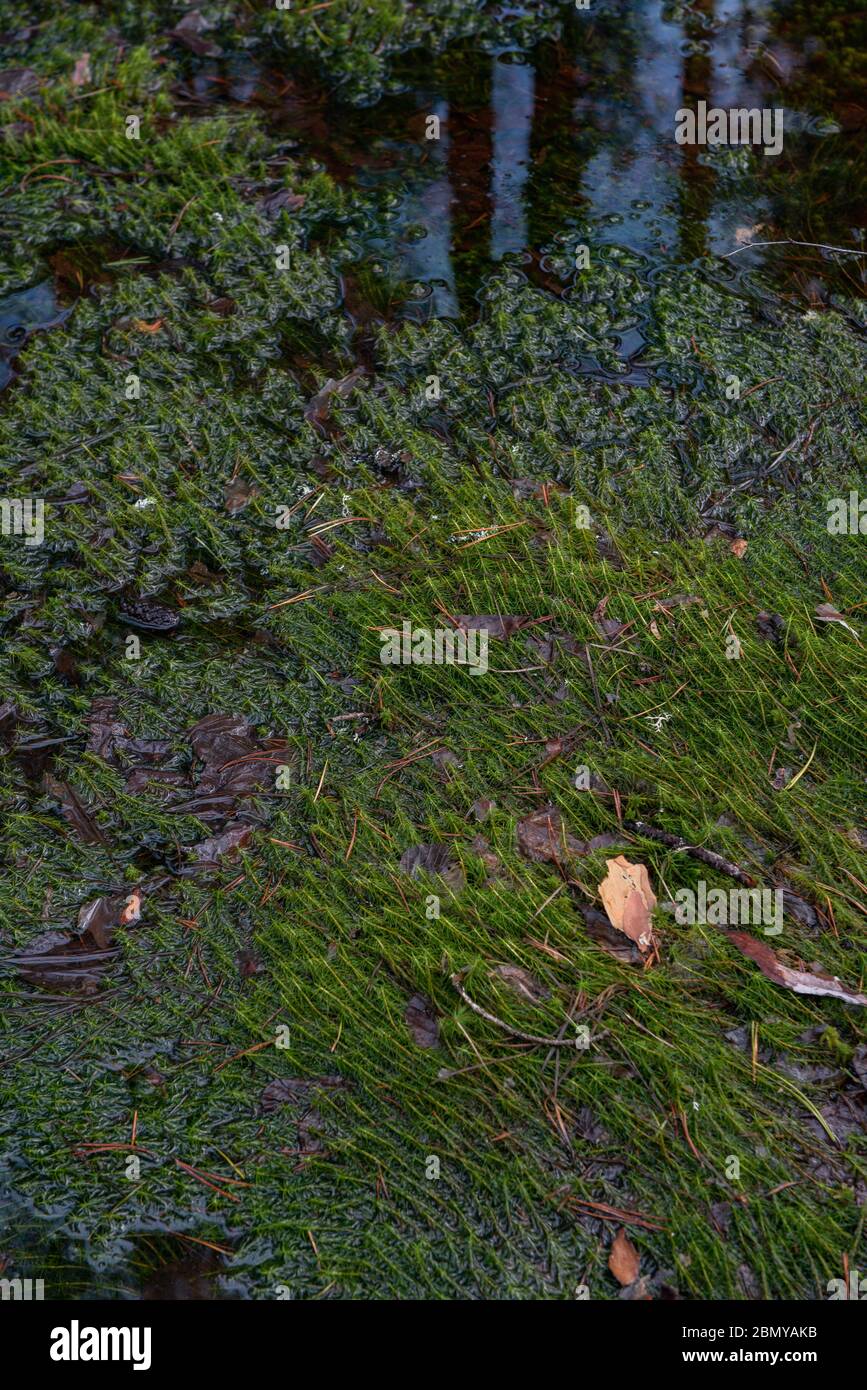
517,805 -> 586,863
728,933 -> 867,1006
203,296 -> 237,317
730,538 -> 748,558
258,187 -> 307,217
189,824 -> 253,864
42,774 -> 107,845
166,10 -> 222,57
609,1228 -> 640,1286
815,603 -> 860,640
224,476 -> 259,514
304,368 -> 366,432
405,993 -> 439,1049
597,856 -> 657,954
490,963 -> 550,1004
260,1075 -> 347,1113
592,595 -> 630,642
399,843 -> 465,894
132,318 -> 164,334
455,614 -> 530,640
71,53 -> 91,88
653,594 -> 702,613
0,68 -> 41,100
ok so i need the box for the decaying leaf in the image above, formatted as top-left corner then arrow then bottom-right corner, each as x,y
189,824 -> 253,865
11,888 -> 144,994
609,1228 -> 641,1286
399,843 -> 465,894
490,963 -> 550,1004
597,856 -> 657,954
592,595 -> 631,642
730,538 -> 748,558
165,10 -> 222,57
405,993 -> 440,1049
224,475 -> 259,514
260,1075 -> 348,1113
0,68 -> 41,100
815,603 -> 860,640
258,187 -> 307,217
517,805 -> 584,864
70,53 -> 91,88
728,933 -> 867,1007
42,774 -> 107,845
304,368 -> 366,432
455,614 -> 530,640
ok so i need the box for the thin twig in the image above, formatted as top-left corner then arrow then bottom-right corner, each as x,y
625,820 -> 755,886
450,973 -> 589,1047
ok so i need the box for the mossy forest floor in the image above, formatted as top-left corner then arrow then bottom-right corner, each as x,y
0,1 -> 865,1299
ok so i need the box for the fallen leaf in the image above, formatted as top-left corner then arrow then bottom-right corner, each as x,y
258,187 -> 307,217
117,593 -> 179,632
653,594 -> 702,613
405,993 -> 439,1049
490,963 -> 550,1003
730,538 -> 748,558
756,611 -> 785,642
0,68 -> 41,100
203,296 -> 236,317
71,53 -> 91,88
165,10 -> 222,57
592,595 -> 631,642
734,224 -> 763,245
304,368 -> 366,432
224,476 -> 259,514
455,614 -> 530,640
597,856 -> 657,954
470,797 -> 495,822
42,773 -> 107,845
260,1075 -> 347,1113
189,824 -> 253,864
815,603 -> 860,640
728,932 -> 867,1006
517,805 -> 585,863
132,318 -> 164,334
577,904 -> 644,964
609,1228 -> 641,1286
399,843 -> 465,894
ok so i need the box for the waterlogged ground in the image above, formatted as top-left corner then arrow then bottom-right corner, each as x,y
0,1 -> 865,1300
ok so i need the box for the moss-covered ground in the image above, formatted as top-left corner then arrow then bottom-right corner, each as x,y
0,1 -> 865,1299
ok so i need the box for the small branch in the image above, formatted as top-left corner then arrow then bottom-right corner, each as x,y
625,820 -> 755,886
450,973 -> 588,1047
723,238 -> 867,259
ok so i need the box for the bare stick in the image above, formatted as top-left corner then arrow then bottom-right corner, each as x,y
450,973 -> 588,1047
625,820 -> 755,886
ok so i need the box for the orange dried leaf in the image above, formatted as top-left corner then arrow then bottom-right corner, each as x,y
597,855 -> 657,954
609,1228 -> 640,1286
